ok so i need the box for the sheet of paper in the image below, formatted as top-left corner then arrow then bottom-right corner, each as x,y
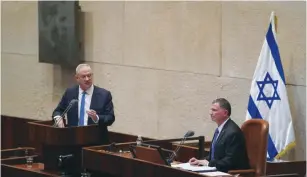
267,159 -> 289,163
171,162 -> 216,172
199,171 -> 232,176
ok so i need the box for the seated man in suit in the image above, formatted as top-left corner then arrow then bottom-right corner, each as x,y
52,64 -> 115,142
189,98 -> 249,172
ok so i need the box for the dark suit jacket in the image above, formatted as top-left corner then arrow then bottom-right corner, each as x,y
206,119 -> 250,172
52,85 -> 115,144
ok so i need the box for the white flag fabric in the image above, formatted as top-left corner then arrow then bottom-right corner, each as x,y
246,12 -> 295,159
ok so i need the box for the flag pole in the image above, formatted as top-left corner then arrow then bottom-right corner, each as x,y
274,15 -> 278,33
271,11 -> 277,33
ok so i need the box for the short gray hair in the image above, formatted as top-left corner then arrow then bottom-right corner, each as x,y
212,98 -> 231,116
76,64 -> 91,74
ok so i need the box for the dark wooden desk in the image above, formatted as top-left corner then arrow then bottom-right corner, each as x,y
1,117 -> 305,177
2,163 -> 59,177
266,160 -> 306,177
82,143 -> 230,177
1,154 -> 60,177
1,148 -> 59,177
1,136 -> 205,177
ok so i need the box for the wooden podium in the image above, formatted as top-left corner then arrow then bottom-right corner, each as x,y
28,120 -> 105,175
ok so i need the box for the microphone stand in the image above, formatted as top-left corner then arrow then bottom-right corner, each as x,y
53,100 -> 78,127
169,136 -> 188,162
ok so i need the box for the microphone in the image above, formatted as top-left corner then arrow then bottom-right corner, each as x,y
168,130 -> 195,162
53,99 -> 78,127
184,130 -> 195,138
60,99 -> 78,118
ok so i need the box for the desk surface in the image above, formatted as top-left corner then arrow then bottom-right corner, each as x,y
13,163 -> 48,171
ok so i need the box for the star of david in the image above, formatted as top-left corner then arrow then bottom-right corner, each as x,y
256,72 -> 280,109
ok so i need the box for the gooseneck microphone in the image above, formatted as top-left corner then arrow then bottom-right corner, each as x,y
53,99 -> 78,127
169,130 -> 195,162
60,99 -> 78,118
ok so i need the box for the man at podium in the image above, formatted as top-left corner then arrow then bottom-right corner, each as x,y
189,98 -> 249,172
52,63 -> 115,131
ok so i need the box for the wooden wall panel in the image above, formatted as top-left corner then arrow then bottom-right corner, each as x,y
1,115 -> 36,149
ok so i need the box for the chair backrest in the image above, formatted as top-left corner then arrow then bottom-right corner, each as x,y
241,119 -> 269,176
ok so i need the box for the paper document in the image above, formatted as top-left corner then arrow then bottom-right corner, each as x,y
171,163 -> 216,172
200,171 -> 231,176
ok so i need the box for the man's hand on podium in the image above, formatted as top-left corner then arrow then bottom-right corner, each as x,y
54,116 -> 65,128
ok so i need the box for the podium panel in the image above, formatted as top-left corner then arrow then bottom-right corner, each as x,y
130,145 -> 169,165
28,120 -> 106,175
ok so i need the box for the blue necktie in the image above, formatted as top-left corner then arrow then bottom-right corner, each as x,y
79,91 -> 86,126
211,128 -> 219,160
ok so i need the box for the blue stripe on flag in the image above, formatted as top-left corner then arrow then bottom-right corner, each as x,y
266,23 -> 286,84
267,135 -> 278,159
247,96 -> 278,159
247,96 -> 262,119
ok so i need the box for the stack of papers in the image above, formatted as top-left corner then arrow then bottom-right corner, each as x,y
199,171 -> 232,176
171,163 -> 217,172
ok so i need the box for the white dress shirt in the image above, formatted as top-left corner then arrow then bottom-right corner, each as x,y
216,118 -> 230,140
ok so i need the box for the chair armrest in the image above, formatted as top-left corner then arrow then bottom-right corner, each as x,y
228,169 -> 255,176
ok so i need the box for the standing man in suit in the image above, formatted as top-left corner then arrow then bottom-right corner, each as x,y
189,98 -> 249,172
52,64 -> 115,143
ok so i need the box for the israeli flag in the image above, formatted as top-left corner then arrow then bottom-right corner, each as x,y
246,12 -> 296,160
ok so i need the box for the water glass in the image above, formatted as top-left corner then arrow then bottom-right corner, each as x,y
24,149 -> 29,156
26,156 -> 34,168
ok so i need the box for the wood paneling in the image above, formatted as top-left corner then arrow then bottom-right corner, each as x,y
266,161 -> 306,177
0,115 -> 154,151
1,115 -> 36,149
